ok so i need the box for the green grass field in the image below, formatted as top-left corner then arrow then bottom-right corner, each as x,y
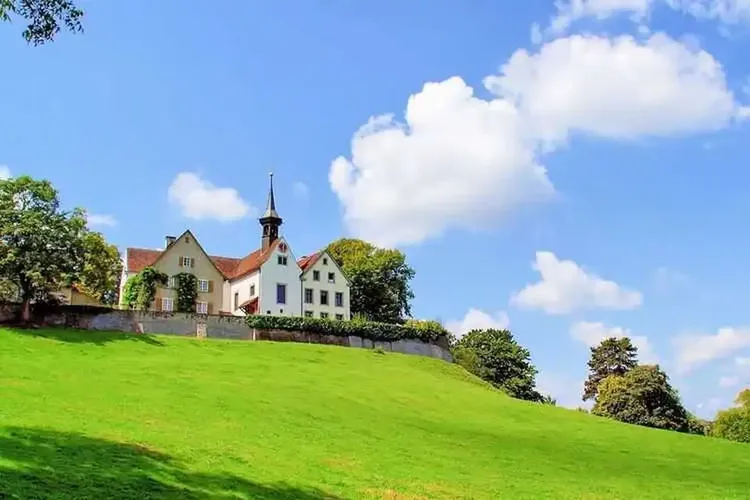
1,328 -> 748,499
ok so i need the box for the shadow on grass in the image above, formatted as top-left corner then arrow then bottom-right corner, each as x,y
0,426 -> 340,499
12,328 -> 165,346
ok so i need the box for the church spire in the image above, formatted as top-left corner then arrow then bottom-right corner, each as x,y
259,172 -> 282,250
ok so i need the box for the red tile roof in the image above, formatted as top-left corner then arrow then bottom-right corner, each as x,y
125,239 -> 280,281
297,252 -> 321,271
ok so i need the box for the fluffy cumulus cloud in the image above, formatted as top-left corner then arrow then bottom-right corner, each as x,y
570,321 -> 659,363
445,308 -> 510,339
673,327 -> 750,374
86,213 -> 117,228
511,252 -> 642,314
0,165 -> 11,180
330,32 -> 746,247
168,172 -> 252,222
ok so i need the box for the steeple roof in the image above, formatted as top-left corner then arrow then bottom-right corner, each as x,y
260,172 -> 281,221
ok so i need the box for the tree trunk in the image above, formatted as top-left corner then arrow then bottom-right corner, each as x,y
20,298 -> 32,323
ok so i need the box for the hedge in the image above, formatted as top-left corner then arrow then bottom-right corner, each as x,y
245,315 -> 448,342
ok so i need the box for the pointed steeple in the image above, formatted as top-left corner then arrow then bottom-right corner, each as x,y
259,172 -> 282,250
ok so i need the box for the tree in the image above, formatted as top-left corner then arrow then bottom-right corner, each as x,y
712,389 -> 750,443
77,230 -> 122,306
453,328 -> 546,402
583,337 -> 638,401
1,0 -> 83,44
0,176 -> 87,322
174,272 -> 197,313
326,238 -> 415,324
122,267 -> 168,312
592,364 -> 689,432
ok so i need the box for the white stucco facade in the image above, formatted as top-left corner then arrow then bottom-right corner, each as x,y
300,251 -> 350,321
257,238 -> 302,316
228,271 -> 260,315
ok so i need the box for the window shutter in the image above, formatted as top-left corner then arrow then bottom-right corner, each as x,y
190,258 -> 195,268
154,296 -> 161,311
179,256 -> 184,267
208,280 -> 214,293
208,302 -> 213,315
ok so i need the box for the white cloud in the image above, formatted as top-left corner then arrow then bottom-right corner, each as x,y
486,33 -> 741,144
673,327 -> 750,373
545,0 -> 654,38
86,214 -> 117,228
511,252 -> 642,314
293,181 -> 309,199
330,34 -> 745,247
445,308 -> 510,339
570,321 -> 659,363
666,0 -> 750,25
168,173 -> 252,222
719,376 -> 740,388
0,165 -> 11,180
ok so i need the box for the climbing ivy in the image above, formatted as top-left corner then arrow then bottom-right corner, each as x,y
174,272 -> 197,312
122,267 -> 168,311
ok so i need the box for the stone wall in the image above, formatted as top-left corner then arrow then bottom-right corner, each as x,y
0,306 -> 453,362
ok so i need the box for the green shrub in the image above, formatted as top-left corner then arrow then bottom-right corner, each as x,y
245,315 -> 448,342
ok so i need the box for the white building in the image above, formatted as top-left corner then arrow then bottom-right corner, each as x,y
120,174 -> 351,319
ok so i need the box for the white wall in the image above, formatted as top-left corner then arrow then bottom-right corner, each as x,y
228,271 -> 260,316
301,251 -> 350,320
258,238 -> 302,316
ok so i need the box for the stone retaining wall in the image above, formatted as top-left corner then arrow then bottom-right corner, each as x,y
0,305 -> 453,362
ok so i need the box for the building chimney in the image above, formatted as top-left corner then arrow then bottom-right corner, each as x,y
165,235 -> 176,248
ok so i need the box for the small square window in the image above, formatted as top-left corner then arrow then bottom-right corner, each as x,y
196,301 -> 208,314
320,312 -> 329,319
277,283 -> 287,304
320,290 -> 329,306
181,256 -> 194,268
328,272 -> 335,283
198,279 -> 209,293
167,276 -> 176,289
313,270 -> 320,281
304,288 -> 313,304
161,297 -> 174,312
250,284 -> 256,296
335,314 -> 344,321
335,292 -> 344,307
304,311 -> 313,318
277,255 -> 288,265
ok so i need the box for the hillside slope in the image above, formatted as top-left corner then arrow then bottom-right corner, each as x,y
0,328 -> 748,499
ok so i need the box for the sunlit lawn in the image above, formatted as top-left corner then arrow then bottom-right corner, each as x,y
1,327 -> 748,499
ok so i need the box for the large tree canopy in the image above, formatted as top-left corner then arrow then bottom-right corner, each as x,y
0,176 -> 87,321
592,364 -> 689,432
713,389 -> 750,443
583,337 -> 639,401
453,328 -> 548,403
1,0 -> 83,44
326,238 -> 415,324
77,230 -> 122,306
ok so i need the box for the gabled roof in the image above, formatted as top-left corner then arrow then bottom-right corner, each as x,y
297,252 -> 321,271
125,238 -> 280,281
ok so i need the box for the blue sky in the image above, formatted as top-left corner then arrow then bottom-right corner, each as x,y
2,0 -> 750,414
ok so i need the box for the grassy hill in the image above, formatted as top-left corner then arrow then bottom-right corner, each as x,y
0,328 -> 748,499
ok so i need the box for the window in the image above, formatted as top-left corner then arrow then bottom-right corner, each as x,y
167,276 -> 176,289
277,255 -> 288,265
335,314 -> 344,321
196,301 -> 208,314
313,270 -> 320,281
335,292 -> 344,307
328,272 -> 335,283
181,256 -> 194,268
198,279 -> 209,292
323,257 -> 328,265
234,292 -> 239,310
304,288 -> 313,304
250,284 -> 256,296
320,312 -> 329,319
277,283 -> 287,304
304,311 -> 313,318
320,290 -> 329,306
161,297 -> 174,312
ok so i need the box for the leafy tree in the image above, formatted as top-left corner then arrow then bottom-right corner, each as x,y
122,267 -> 167,312
0,176 -> 87,322
592,364 -> 689,432
174,272 -> 197,313
326,238 -> 415,324
453,328 -> 546,402
712,389 -> 750,443
583,337 -> 639,401
76,230 -> 122,306
1,0 -> 83,44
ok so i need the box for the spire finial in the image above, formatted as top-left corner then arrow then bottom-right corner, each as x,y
261,171 -> 281,220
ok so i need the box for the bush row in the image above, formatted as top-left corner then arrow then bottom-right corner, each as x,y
245,315 -> 448,342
